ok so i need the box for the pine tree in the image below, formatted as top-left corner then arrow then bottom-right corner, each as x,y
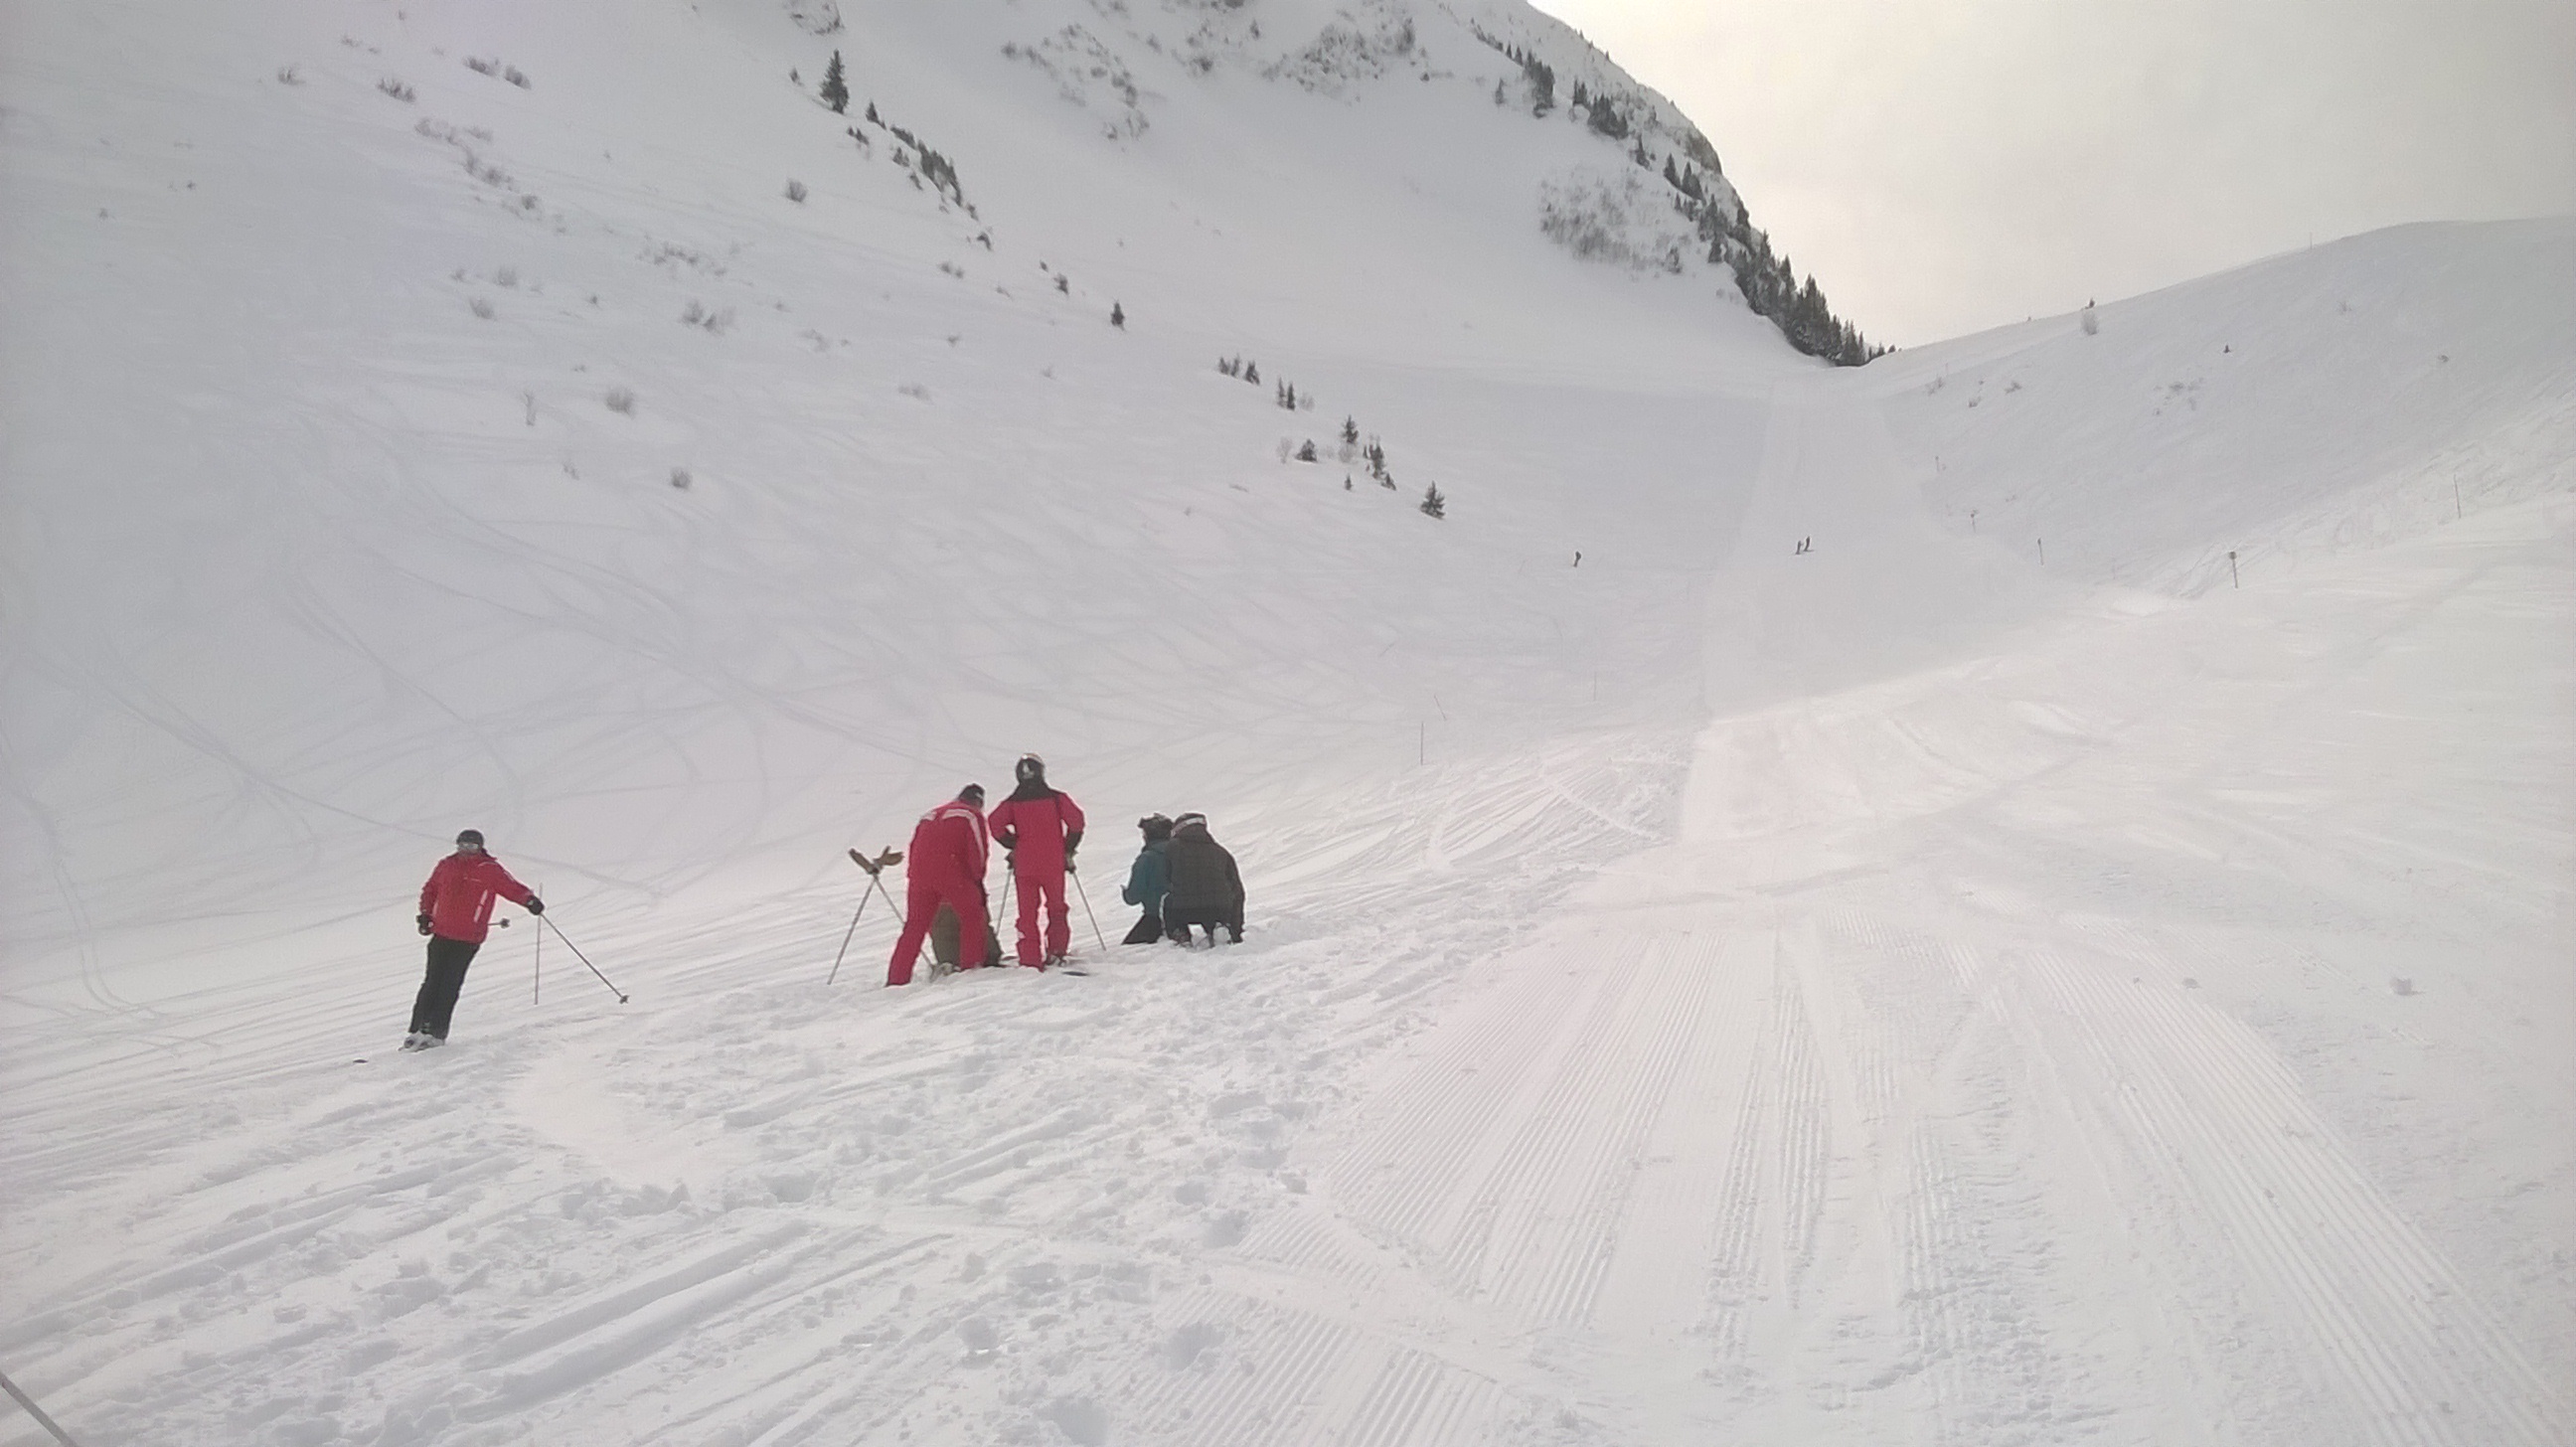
820,52 -> 849,114
1296,440 -> 1318,462
1419,483 -> 1445,519
1109,301 -> 1124,329
1244,362 -> 1259,385
1341,415 -> 1359,446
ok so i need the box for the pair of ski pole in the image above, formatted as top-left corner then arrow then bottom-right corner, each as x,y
1003,853 -> 1111,959
828,848 -> 908,986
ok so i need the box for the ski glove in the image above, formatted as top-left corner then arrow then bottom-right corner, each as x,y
417,913 -> 433,936
526,896 -> 545,915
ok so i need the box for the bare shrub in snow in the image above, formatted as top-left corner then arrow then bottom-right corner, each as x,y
788,0 -> 844,36
378,78 -> 415,102
276,64 -> 303,85
898,383 -> 930,402
495,265 -> 519,288
679,300 -> 731,333
1003,26 -> 1150,138
464,56 -> 498,77
604,388 -> 636,415
504,66 -> 531,89
468,296 -> 496,320
1266,15 -> 1414,93
669,467 -> 692,490
1538,167 -> 1694,274
785,179 -> 808,203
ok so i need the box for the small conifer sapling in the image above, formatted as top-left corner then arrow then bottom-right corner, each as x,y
1420,483 -> 1445,518
1109,301 -> 1125,329
820,51 -> 849,113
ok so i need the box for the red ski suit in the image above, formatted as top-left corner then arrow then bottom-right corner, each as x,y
988,790 -> 1085,965
886,798 -> 990,985
418,851 -> 536,943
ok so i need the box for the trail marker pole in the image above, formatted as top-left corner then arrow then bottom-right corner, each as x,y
2229,551 -> 2239,588
2037,538 -> 2045,565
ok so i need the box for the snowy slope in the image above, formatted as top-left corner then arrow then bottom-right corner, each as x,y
4,0 -> 2574,1444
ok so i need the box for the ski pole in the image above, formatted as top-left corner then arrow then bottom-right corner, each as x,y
992,855 -> 1012,958
1069,863 -> 1107,952
0,1367 -> 83,1447
540,915 -> 629,1003
825,892 -> 871,987
534,886 -> 543,1005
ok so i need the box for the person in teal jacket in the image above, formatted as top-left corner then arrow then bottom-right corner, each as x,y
1121,814 -> 1175,944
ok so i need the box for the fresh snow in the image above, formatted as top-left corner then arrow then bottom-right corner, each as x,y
2,1 -> 2571,1444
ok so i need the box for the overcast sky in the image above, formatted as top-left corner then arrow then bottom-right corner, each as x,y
1526,0 -> 2576,347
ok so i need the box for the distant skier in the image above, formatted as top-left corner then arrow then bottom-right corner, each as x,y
886,785 -> 991,987
1162,812 -> 1244,947
407,829 -> 541,1049
987,754 -> 1086,967
1120,814 -> 1176,945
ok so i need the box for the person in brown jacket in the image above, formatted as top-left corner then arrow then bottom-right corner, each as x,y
1161,812 -> 1243,946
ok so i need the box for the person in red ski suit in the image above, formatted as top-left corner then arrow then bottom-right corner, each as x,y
408,828 -> 541,1047
987,753 -> 1086,968
886,785 -> 992,986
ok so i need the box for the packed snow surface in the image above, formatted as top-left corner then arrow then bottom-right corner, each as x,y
3,1 -> 2572,1444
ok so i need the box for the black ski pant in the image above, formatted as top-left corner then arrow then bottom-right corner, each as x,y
409,935 -> 482,1039
1166,906 -> 1241,946
1122,909 -> 1166,945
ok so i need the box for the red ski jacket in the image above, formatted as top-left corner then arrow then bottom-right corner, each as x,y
988,790 -> 1085,878
907,798 -> 991,889
418,851 -> 536,943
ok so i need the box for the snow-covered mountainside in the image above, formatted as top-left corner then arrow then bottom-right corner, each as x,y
3,0 -> 2571,1443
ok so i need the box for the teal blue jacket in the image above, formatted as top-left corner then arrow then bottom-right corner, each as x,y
1122,840 -> 1170,911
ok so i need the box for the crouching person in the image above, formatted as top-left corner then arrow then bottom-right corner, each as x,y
1163,812 -> 1243,946
1122,814 -> 1175,944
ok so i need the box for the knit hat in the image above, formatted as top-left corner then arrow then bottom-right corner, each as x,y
1138,813 -> 1173,841
455,829 -> 485,847
958,783 -> 986,805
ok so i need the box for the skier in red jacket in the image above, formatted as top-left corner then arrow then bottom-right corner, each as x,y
987,754 -> 1086,968
407,829 -> 541,1049
886,784 -> 992,986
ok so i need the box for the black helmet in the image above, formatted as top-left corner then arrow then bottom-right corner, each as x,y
455,828 -> 486,848
1015,753 -> 1046,783
958,783 -> 985,805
